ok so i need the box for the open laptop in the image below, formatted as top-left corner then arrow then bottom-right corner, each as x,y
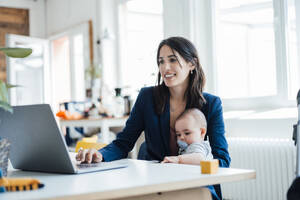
0,104 -> 128,174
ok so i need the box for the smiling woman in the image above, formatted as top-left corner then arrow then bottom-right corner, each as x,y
77,36 -> 230,200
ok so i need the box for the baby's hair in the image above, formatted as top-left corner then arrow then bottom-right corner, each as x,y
176,108 -> 207,129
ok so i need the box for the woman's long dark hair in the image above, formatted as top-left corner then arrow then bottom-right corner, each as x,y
153,36 -> 206,115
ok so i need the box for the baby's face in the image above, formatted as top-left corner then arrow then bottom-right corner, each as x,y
175,115 -> 203,145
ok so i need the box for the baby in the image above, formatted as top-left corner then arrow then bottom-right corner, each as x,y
162,108 -> 213,165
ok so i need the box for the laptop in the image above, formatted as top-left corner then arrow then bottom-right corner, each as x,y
0,104 -> 128,174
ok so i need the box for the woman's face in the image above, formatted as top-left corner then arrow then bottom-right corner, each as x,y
158,45 -> 194,88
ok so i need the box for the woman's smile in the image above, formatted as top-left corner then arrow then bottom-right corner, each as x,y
164,72 -> 176,80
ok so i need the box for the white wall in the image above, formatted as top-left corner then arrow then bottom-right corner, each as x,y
163,0 -> 215,93
97,0 -> 119,90
0,0 -> 46,38
46,0 -> 118,91
45,0 -> 98,62
46,0 -> 97,36
163,0 -> 191,39
193,0 -> 216,94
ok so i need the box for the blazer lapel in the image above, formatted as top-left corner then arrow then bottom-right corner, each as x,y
159,95 -> 170,155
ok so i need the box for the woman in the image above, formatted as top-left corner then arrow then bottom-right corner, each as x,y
76,37 -> 230,200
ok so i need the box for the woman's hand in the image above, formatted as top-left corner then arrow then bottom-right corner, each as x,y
161,156 -> 180,164
76,148 -> 103,163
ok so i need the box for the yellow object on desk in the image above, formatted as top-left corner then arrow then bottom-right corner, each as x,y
0,177 -> 44,192
200,159 -> 219,174
82,135 -> 98,143
75,136 -> 107,152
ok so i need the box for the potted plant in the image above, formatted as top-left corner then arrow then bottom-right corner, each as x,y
0,47 -> 32,112
0,47 -> 32,176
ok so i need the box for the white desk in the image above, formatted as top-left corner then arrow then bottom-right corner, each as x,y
2,159 -> 256,200
59,117 -> 128,143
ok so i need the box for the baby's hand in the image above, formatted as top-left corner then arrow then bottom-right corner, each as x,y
161,156 -> 180,163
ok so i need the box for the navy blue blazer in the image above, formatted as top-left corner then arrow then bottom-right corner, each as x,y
99,86 -> 231,168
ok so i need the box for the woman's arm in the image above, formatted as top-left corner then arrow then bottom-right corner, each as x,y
207,97 -> 231,167
99,88 -> 147,161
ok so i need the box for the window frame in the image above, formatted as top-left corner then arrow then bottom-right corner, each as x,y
208,0 -> 299,110
48,22 -> 90,111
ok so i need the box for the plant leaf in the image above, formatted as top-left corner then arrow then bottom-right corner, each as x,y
0,48 -> 32,58
0,101 -> 13,113
6,83 -> 19,89
0,81 -> 9,102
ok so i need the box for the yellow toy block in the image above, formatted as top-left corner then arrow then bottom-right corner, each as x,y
82,135 -> 98,143
200,159 -> 219,174
75,140 -> 107,152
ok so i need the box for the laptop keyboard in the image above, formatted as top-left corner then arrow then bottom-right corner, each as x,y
77,162 -> 104,169
76,162 -> 116,169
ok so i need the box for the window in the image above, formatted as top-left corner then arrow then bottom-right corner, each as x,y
286,0 -> 299,100
51,36 -> 71,109
50,22 -> 90,112
6,34 -> 49,106
118,0 -> 163,96
73,34 -> 86,101
213,0 -> 299,108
